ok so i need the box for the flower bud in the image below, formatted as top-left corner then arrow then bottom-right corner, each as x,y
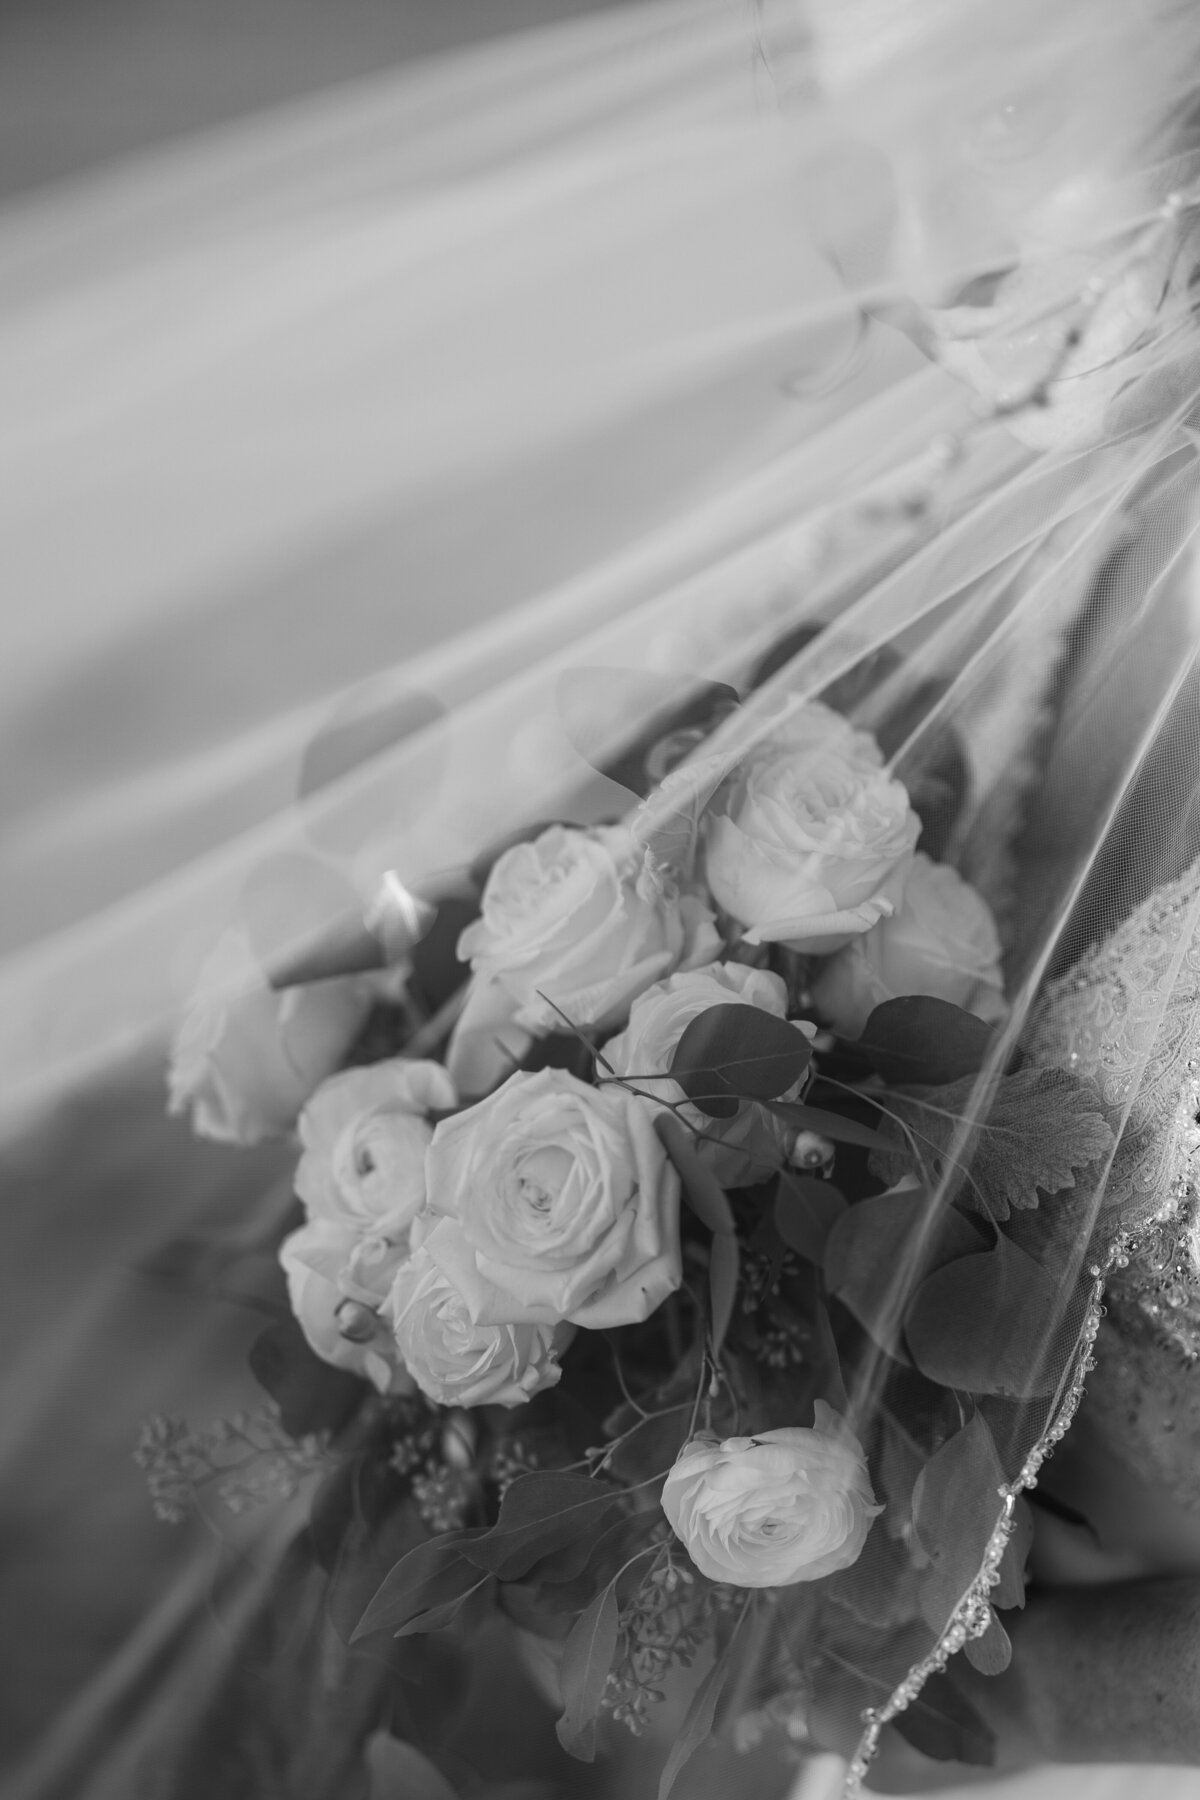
789,1130 -> 835,1173
335,1299 -> 378,1344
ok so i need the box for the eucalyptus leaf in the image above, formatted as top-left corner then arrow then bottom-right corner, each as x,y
353,1530 -> 489,1640
514,1515 -> 652,1614
823,1190 -> 984,1360
773,1174 -> 846,1263
912,1414 -> 1007,1636
672,1085 -> 740,1120
604,1405 -> 694,1486
905,1235 -> 1071,1399
654,1114 -> 736,1235
963,1608 -> 1012,1675
392,1580 -> 493,1639
555,1582 -> 622,1760
858,997 -> 997,1087
464,1474 -> 624,1580
670,1004 -> 812,1119
658,1608 -> 749,1800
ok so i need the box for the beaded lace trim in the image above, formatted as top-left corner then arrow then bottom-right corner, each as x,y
1023,866 -> 1200,1243
844,858 -> 1200,1793
843,1237 -> 1128,1796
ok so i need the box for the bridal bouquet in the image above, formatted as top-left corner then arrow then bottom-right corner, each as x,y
152,671 -> 1116,1793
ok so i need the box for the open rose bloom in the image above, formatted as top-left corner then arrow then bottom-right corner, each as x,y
385,1247 -> 571,1408
279,1058 -> 458,1391
295,1058 -> 457,1239
157,613 -> 1136,1797
419,1067 -> 682,1329
662,1405 -> 883,1587
702,704 -> 920,955
448,822 -> 720,1095
210,646 -> 1088,1790
174,409 -> 1191,1793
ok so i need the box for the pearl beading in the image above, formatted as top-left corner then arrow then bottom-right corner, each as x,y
841,1232 -> 1131,1796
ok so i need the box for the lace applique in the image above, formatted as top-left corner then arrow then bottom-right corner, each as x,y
1023,859 -> 1200,1243
1023,858 -> 1200,1506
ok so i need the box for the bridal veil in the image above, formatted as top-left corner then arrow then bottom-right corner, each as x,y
8,1 -> 1200,1796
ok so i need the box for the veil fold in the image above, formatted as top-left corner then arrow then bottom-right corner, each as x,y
0,0 -> 935,1115
11,2 -> 1200,1797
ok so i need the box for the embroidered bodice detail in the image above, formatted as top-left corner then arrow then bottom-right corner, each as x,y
1023,860 -> 1200,1503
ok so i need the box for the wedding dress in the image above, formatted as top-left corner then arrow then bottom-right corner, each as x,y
8,3 -> 1200,1798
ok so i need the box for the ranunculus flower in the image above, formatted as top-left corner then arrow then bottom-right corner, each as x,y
280,1217 -> 414,1395
601,962 -> 814,1186
447,823 -> 720,1096
384,1248 -> 570,1408
702,702 -> 919,955
661,1403 -> 883,1587
295,1058 -> 458,1239
810,852 -> 1007,1039
168,926 -> 392,1145
419,1067 -> 681,1329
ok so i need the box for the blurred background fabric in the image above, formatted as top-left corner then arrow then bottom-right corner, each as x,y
6,7 -> 889,1797
0,0 -> 628,198
0,4 -> 651,1792
0,0 -> 909,1113
11,8 -> 1200,1800
0,7 -> 941,1794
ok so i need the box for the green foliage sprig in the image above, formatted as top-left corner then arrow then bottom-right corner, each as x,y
155,971 -> 1111,1788
134,1406 -> 330,1524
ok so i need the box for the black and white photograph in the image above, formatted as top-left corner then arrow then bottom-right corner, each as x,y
6,4 -> 1200,1798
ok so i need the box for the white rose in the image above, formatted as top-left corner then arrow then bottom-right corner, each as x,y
810,852 -> 1007,1039
280,1217 -> 414,1395
661,1403 -> 883,1587
702,702 -> 919,955
295,1058 -> 458,1239
384,1247 -> 570,1409
168,926 -> 384,1145
419,1067 -> 681,1329
602,962 -> 813,1187
447,823 -> 720,1096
